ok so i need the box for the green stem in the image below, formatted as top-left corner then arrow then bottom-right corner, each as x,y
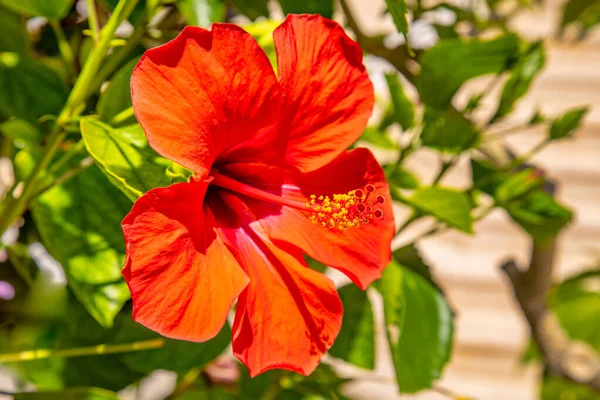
85,0 -> 101,44
0,0 -> 140,237
0,338 -> 164,363
503,139 -> 550,171
50,20 -> 76,79
90,24 -> 146,94
432,158 -> 456,185
110,106 -> 136,125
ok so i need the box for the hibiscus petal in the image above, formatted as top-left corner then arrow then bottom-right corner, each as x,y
131,24 -> 281,177
273,14 -> 374,173
122,181 -> 249,341
213,193 -> 342,377
250,148 -> 394,289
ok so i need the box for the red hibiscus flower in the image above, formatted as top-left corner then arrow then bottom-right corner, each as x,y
122,14 -> 395,377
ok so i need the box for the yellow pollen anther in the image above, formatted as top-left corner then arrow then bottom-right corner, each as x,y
303,185 -> 386,230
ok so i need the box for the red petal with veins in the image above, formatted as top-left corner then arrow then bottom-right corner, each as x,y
222,148 -> 394,289
131,25 -> 281,178
122,181 -> 249,341
273,14 -> 375,173
211,193 -> 343,377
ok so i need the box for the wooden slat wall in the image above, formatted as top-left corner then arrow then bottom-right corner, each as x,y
345,0 -> 600,399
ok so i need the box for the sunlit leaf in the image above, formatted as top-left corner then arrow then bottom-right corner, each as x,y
81,119 -> 172,201
417,34 -> 519,108
549,106 -> 589,141
32,165 -> 132,328
421,107 -> 480,154
407,187 -> 473,233
377,259 -> 454,393
329,284 -> 375,370
360,126 -> 398,149
506,190 -> 573,246
492,41 -> 545,122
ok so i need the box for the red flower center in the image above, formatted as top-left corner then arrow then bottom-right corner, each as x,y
211,171 -> 385,230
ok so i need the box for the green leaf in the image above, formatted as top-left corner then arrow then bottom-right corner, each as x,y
386,167 -> 420,189
506,190 -> 573,246
0,0 -> 72,19
0,55 -> 67,124
393,244 -> 432,282
277,0 -> 333,18
385,0 -> 410,50
421,107 -> 480,154
81,119 -> 172,201
31,165 -> 132,328
494,168 -> 544,204
417,34 -> 520,108
377,259 -> 454,393
492,41 -> 545,122
407,187 -> 473,233
0,119 -> 42,147
114,316 -> 232,374
385,73 -> 415,131
177,0 -> 226,27
560,0 -> 600,35
329,284 -> 375,370
97,57 -> 139,125
541,375 -> 600,400
0,6 -> 28,54
549,106 -> 589,141
471,158 -> 508,195
230,0 -> 268,20
14,387 -> 119,400
360,127 -> 398,149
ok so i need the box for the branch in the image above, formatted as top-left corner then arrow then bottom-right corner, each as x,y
338,0 -> 416,82
501,193 -> 600,394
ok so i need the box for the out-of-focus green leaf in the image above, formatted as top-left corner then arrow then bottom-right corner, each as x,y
559,0 -> 600,35
244,19 -> 278,69
385,0 -> 410,47
0,6 -> 28,54
230,0 -> 268,20
114,315 -> 232,374
541,375 -> 600,400
385,73 -> 415,131
360,127 -> 398,149
14,387 -> 119,400
549,106 -> 589,140
0,119 -> 42,147
421,107 -> 480,154
407,187 -> 473,233
471,158 -> 508,195
492,41 -> 545,122
393,244 -> 432,282
329,284 -> 375,370
31,165 -> 132,328
0,0 -> 72,19
506,190 -> 573,246
0,55 -> 67,124
417,34 -> 519,108
177,0 -> 226,27
494,168 -> 544,204
81,119 -> 172,201
100,0 -> 145,25
377,259 -> 454,393
97,57 -> 139,124
277,0 -> 333,18
386,167 -> 420,189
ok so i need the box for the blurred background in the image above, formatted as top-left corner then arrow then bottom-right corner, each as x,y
0,0 -> 598,399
